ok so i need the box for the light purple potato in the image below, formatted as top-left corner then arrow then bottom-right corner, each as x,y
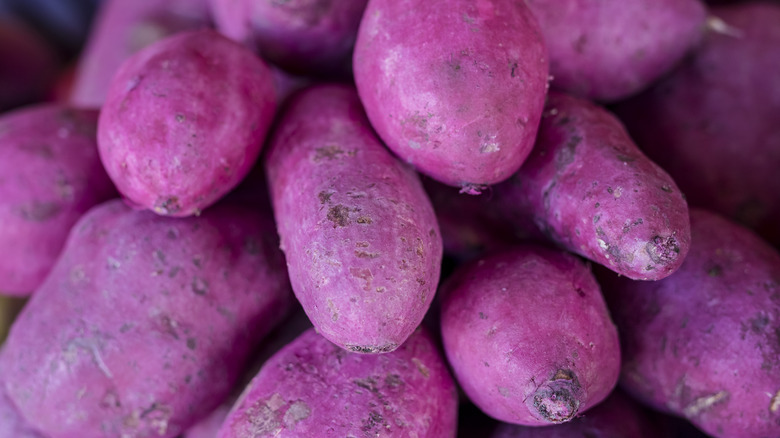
602,209 -> 780,438
492,91 -> 690,280
615,2 -> 780,247
440,246 -> 620,426
210,0 -> 368,76
69,0 -> 211,108
265,84 -> 442,353
524,0 -> 707,102
0,383 -> 46,438
97,29 -> 277,217
0,200 -> 294,438
0,105 -> 116,296
489,390 -> 662,438
353,0 -> 549,192
217,327 -> 458,437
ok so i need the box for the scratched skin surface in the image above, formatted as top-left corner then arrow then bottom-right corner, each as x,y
98,29 -> 277,217
492,91 -> 691,281
602,209 -> 780,438
440,246 -> 620,426
218,327 -> 458,437
265,84 -> 442,354
0,200 -> 294,438
0,105 -> 115,296
353,0 -> 548,192
525,0 -> 706,102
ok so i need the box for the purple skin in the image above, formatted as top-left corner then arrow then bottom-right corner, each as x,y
0,384 -> 46,438
217,327 -> 458,437
489,390 -> 662,438
493,91 -> 690,281
615,2 -> 780,248
0,200 -> 294,438
440,246 -> 620,426
97,29 -> 277,217
353,0 -> 548,192
602,209 -> 780,438
210,0 -> 368,76
0,105 -> 116,296
525,0 -> 706,102
265,84 -> 442,353
70,0 -> 211,108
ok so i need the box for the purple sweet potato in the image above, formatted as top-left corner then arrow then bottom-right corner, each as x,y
69,0 -> 211,108
265,84 -> 442,353
489,390 -> 662,438
0,200 -> 294,438
210,0 -> 368,76
440,246 -> 620,426
353,0 -> 548,192
217,327 -> 458,437
525,0 -> 706,102
602,209 -> 780,438
0,105 -> 115,296
0,18 -> 60,112
615,2 -> 780,247
492,91 -> 691,280
0,383 -> 46,438
97,29 -> 277,217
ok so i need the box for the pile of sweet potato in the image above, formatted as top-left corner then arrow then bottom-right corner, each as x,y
0,0 -> 778,437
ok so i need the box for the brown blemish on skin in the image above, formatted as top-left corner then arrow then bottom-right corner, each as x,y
327,299 -> 338,321
412,358 -> 430,378
356,216 -> 373,224
313,145 -> 354,162
186,338 -> 197,350
317,191 -> 333,204
154,196 -> 180,215
19,202 -> 61,221
355,250 -> 380,259
327,204 -> 350,227
191,277 -> 209,295
355,241 -> 369,248
708,265 -> 723,277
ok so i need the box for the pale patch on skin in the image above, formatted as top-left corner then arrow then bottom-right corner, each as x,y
770,390 -> 780,413
683,391 -> 729,417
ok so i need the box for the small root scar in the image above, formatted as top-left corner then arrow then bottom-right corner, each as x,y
683,391 -> 729,417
